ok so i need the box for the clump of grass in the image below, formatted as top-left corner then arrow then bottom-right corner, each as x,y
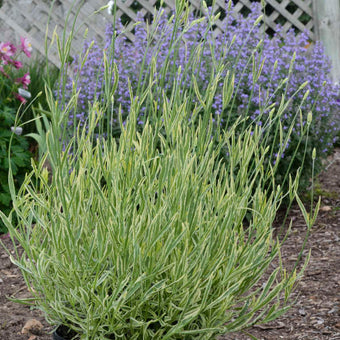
0,0 -> 319,338
2,92 -> 310,338
25,58 -> 59,131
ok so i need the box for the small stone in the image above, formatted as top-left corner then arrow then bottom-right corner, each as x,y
320,205 -> 332,212
21,319 -> 43,335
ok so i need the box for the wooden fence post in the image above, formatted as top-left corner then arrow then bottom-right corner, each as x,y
313,0 -> 340,84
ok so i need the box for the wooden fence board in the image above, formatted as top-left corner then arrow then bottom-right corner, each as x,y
313,0 -> 340,83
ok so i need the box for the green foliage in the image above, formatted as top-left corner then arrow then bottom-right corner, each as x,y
26,58 -> 59,133
0,49 -> 59,233
0,0 -> 317,337
0,37 -> 35,233
0,103 -> 31,233
6,57 -> 60,135
1,95 -> 308,338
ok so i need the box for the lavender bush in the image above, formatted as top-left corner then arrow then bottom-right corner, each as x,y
60,2 -> 339,191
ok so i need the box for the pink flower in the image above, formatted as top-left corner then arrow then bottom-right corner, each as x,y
0,42 -> 16,57
20,37 -> 32,57
15,73 -> 31,89
14,93 -> 27,104
12,60 -> 23,69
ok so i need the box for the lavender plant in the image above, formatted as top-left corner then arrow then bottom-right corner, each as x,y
60,2 -> 339,191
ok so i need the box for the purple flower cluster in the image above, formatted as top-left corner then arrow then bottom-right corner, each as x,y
60,2 -> 339,185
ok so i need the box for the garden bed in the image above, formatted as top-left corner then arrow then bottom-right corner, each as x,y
0,149 -> 339,340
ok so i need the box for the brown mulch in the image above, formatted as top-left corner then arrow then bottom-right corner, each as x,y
1,150 -> 339,340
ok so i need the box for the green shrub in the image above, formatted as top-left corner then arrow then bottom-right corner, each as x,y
1,1 -> 318,338
2,95 -> 310,338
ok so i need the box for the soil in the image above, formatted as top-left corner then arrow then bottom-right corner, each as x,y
1,149 -> 339,340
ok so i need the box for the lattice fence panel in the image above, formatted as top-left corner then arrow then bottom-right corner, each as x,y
263,0 -> 314,39
0,0 -> 315,68
103,0 -> 315,41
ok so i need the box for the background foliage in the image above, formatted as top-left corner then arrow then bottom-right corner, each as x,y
61,2 -> 339,194
0,47 -> 59,233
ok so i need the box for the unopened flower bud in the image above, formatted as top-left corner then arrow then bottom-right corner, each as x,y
254,15 -> 263,26
312,148 -> 316,160
307,111 -> 312,124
